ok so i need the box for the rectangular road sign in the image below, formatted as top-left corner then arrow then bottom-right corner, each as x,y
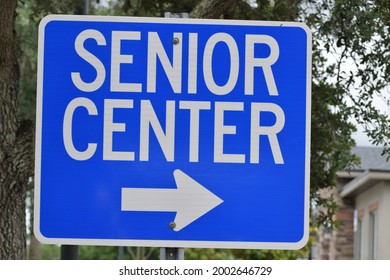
35,15 -> 311,249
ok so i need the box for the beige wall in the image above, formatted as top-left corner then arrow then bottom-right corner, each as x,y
381,182 -> 390,259
355,181 -> 390,259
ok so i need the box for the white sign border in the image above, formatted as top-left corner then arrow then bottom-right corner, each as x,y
35,14 -> 312,250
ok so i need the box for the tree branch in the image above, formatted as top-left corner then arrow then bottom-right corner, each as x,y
190,0 -> 237,19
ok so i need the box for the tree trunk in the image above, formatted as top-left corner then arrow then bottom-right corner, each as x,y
0,0 -> 34,259
28,190 -> 41,259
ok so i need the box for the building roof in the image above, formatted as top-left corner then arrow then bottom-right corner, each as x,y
351,146 -> 390,171
341,170 -> 390,198
340,146 -> 390,198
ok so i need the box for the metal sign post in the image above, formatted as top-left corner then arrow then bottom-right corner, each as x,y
60,245 -> 79,260
159,11 -> 189,261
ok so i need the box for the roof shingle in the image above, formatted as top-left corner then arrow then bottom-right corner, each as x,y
351,146 -> 390,171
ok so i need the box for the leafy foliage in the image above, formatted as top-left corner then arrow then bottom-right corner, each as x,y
78,246 -> 159,260
186,248 -> 235,260
40,244 -> 61,259
14,0 -> 370,259
313,0 -> 390,157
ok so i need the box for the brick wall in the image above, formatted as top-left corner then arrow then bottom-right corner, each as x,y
315,182 -> 355,259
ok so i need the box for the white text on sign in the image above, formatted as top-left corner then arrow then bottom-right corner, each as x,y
63,29 -> 285,164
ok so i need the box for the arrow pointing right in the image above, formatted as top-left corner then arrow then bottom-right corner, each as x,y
121,169 -> 223,231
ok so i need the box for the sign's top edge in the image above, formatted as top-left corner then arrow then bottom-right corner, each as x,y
39,14 -> 311,35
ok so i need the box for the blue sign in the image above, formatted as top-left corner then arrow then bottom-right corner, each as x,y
35,15 -> 311,249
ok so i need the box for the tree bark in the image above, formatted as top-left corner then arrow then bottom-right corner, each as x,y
0,0 -> 34,259
28,190 -> 41,259
190,0 -> 237,19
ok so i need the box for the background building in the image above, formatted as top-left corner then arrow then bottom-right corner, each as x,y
315,146 -> 390,259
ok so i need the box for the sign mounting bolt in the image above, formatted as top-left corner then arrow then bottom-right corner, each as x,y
169,222 -> 176,229
172,37 -> 180,45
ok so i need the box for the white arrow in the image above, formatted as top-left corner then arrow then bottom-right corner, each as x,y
121,169 -> 223,231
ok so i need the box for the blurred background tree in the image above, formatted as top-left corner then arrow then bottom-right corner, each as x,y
313,0 -> 390,157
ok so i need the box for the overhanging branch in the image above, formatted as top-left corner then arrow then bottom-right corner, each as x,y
190,0 -> 237,19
